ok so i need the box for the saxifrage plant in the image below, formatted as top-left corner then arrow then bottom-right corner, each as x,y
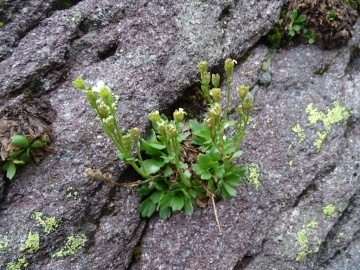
2,135 -> 52,179
73,59 -> 253,230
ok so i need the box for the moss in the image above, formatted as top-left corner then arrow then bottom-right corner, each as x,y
0,234 -> 9,251
306,101 -> 350,151
51,233 -> 87,259
266,22 -> 284,49
306,221 -> 318,229
6,257 -> 28,270
314,64 -> 330,75
323,204 -> 336,219
32,212 -> 61,234
19,231 -> 40,253
344,0 -> 359,10
245,163 -> 261,189
296,229 -> 310,261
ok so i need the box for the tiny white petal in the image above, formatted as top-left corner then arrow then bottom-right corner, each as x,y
97,81 -> 105,88
233,60 -> 237,64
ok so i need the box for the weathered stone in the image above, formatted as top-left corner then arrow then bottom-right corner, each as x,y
0,0 -> 283,269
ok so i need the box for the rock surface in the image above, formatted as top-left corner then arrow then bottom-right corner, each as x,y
0,0 -> 359,270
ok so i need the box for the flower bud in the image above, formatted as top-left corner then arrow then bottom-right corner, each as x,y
224,59 -> 236,77
236,105 -> 244,116
72,77 -> 86,90
201,72 -> 211,86
211,74 -> 220,88
210,88 -> 221,102
237,85 -> 249,100
204,117 -> 215,129
103,116 -> 116,131
243,98 -> 254,111
173,108 -> 186,123
122,134 -> 132,151
197,61 -> 208,74
129,127 -> 140,141
85,90 -> 98,108
148,111 -> 161,123
98,106 -> 110,119
157,119 -> 167,135
166,124 -> 177,139
208,103 -> 221,117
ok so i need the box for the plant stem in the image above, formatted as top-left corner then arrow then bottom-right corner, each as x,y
223,76 -> 232,125
171,139 -> 191,187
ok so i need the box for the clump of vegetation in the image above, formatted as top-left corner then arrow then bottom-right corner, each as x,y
1,135 -> 54,179
73,59 -> 254,230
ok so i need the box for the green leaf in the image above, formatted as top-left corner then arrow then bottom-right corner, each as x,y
189,119 -> 204,134
208,148 -> 221,162
3,160 -> 16,180
225,173 -> 242,186
139,197 -> 156,218
159,206 -> 171,219
13,160 -> 25,164
290,10 -> 298,22
31,141 -> 45,148
9,149 -> 25,159
148,142 -> 166,150
296,15 -> 306,23
197,154 -> 212,168
163,164 -> 173,177
230,151 -> 242,160
224,120 -> 236,129
184,198 -> 193,216
142,159 -> 165,174
221,183 -> 237,200
184,169 -> 191,180
159,193 -> 173,209
308,38 -> 314,44
19,148 -> 31,162
170,195 -> 184,211
11,135 -> 29,148
293,24 -> 301,31
289,29 -> 295,36
150,190 -> 163,203
170,182 -> 182,190
138,185 -> 155,196
188,188 -> 197,199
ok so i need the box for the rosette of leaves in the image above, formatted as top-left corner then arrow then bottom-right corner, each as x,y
2,135 -> 52,179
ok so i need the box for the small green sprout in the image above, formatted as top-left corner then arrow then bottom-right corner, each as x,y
288,10 -> 307,37
328,10 -> 336,21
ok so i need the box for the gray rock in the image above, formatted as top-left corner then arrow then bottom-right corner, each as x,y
0,0 -> 283,269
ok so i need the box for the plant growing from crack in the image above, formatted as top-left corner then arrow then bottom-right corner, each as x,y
287,9 -> 315,44
73,59 -> 253,231
1,135 -> 53,179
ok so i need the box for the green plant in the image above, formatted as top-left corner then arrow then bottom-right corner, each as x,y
73,59 -> 253,229
328,10 -> 336,21
2,135 -> 52,179
288,9 -> 307,37
287,9 -> 315,44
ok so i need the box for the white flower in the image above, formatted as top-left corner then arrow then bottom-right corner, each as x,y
232,59 -> 237,64
92,81 -> 105,92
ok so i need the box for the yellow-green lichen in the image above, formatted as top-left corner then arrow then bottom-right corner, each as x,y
287,143 -> 292,150
19,231 -> 40,253
292,123 -> 306,143
289,160 -> 293,167
306,101 -> 350,151
306,221 -> 318,229
296,229 -> 310,261
0,235 -> 9,251
32,212 -> 61,234
51,233 -> 87,260
6,257 -> 29,270
338,232 -> 345,239
246,163 -> 260,189
66,186 -> 79,200
323,204 -> 336,219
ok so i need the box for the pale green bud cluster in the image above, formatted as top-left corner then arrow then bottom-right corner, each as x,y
148,111 -> 161,123
173,108 -> 186,123
210,88 -> 221,102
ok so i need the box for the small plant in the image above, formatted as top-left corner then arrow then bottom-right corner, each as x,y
74,59 -> 253,230
288,9 -> 307,37
328,10 -> 336,21
1,135 -> 53,179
